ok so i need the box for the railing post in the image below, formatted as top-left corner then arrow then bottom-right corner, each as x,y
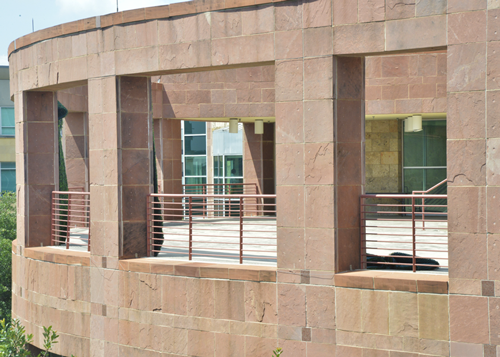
147,195 -> 151,256
359,196 -> 364,269
239,197 -> 243,264
422,197 -> 426,231
50,192 -> 55,246
203,186 -> 206,218
412,196 -> 416,272
66,193 -> 71,249
189,196 -> 193,260
87,194 -> 91,252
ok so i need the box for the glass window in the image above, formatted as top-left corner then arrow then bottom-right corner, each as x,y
184,136 -> 206,155
184,121 -> 206,135
1,162 -> 16,192
1,108 -> 14,136
185,157 -> 206,176
185,177 -> 207,185
214,156 -> 221,177
225,156 -> 243,177
404,120 -> 446,168
403,120 -> 446,192
425,121 -> 447,167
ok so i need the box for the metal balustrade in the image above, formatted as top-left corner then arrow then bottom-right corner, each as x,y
51,191 -> 90,251
147,193 -> 277,264
360,193 -> 448,272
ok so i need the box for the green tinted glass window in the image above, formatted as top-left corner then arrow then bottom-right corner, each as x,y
225,156 -> 243,177
185,177 -> 207,185
184,121 -> 206,135
425,121 -> 446,167
403,130 -> 424,167
184,136 -> 206,155
1,163 -> 15,192
403,120 -> 446,167
426,168 -> 447,190
214,156 -> 222,177
403,168 -> 424,193
185,157 -> 206,176
1,108 -> 14,136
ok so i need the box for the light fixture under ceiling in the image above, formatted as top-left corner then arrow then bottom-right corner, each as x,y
255,119 -> 264,135
404,115 -> 423,132
229,118 -> 238,133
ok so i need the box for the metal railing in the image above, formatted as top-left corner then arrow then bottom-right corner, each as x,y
183,183 -> 264,217
360,193 -> 448,272
412,179 -> 447,230
147,193 -> 277,264
51,191 -> 90,251
183,183 -> 260,195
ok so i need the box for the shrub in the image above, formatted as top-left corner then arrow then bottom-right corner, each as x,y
0,319 -> 59,357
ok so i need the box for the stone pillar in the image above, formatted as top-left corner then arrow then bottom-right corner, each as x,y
243,122 -> 275,214
152,81 -> 183,195
63,112 -> 89,191
446,4 -> 494,349
335,57 -> 365,272
16,92 -> 58,248
262,123 -> 275,196
157,118 -> 182,195
88,76 -> 153,259
243,123 -> 264,194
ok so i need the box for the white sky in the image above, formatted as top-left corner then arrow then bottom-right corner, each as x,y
0,0 -> 184,66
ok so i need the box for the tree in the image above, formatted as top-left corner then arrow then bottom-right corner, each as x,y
0,192 -> 16,242
0,191 -> 16,321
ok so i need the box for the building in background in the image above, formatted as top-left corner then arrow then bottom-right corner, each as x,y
0,66 -> 14,193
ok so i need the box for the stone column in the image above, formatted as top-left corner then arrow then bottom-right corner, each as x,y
16,91 -> 58,248
446,4 -> 495,350
262,123 -> 276,196
157,118 -> 182,195
243,122 -> 275,214
243,123 -> 264,194
63,112 -> 89,191
88,76 -> 153,259
335,57 -> 365,272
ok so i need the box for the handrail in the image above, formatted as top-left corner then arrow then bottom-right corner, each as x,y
412,179 -> 448,230
152,193 -> 275,199
361,194 -> 446,199
412,179 -> 447,194
183,183 -> 258,187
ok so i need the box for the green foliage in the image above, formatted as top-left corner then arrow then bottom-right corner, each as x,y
40,326 -> 58,357
273,347 -> 283,356
0,319 -> 33,357
0,239 -> 12,321
0,319 -> 62,357
0,192 -> 16,242
0,192 -> 16,321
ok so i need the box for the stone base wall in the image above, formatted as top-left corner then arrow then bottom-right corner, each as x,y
12,242 -> 456,357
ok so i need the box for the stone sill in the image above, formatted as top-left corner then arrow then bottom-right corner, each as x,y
335,270 -> 448,294
23,246 -> 90,266
119,258 -> 276,282
17,242 -> 276,283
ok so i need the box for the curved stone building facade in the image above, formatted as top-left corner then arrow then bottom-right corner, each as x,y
9,0 -> 500,356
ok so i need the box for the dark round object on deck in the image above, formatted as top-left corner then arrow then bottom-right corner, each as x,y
367,252 -> 439,271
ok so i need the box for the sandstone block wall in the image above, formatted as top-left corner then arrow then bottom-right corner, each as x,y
8,0 -> 500,356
